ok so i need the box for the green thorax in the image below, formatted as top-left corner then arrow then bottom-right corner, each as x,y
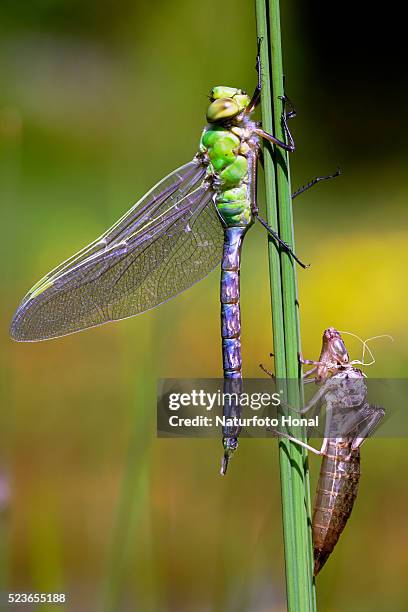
200,86 -> 255,228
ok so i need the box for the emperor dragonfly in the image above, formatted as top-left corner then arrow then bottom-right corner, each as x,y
11,48 -> 312,470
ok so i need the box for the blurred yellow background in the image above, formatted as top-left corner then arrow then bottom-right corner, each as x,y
1,1 -> 407,610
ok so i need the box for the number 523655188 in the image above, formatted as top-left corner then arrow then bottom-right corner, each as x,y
8,593 -> 66,604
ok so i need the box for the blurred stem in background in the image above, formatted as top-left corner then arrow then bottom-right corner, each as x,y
101,322 -> 158,612
255,1 -> 316,610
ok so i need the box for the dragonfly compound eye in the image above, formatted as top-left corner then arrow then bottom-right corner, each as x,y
206,98 -> 240,123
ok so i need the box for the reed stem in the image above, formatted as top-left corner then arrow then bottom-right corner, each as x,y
255,1 -> 316,609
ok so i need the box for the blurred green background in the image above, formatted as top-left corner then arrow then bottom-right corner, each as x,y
1,1 -> 407,610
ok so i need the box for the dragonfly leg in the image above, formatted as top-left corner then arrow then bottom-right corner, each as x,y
261,357 -> 327,418
292,168 -> 341,200
278,381 -> 327,416
248,150 -> 259,215
320,437 -> 329,455
251,87 -> 296,152
273,429 -> 324,456
299,353 -> 327,369
259,362 -> 275,379
303,367 -> 317,379
246,38 -> 262,113
255,214 -> 309,269
299,352 -> 321,366
279,93 -> 296,121
254,93 -> 296,151
299,381 -> 330,415
254,127 -> 295,152
303,377 -> 319,385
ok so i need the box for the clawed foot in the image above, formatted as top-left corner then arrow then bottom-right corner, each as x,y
278,94 -> 296,120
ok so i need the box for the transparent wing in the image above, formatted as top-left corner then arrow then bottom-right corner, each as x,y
23,159 -> 206,297
11,161 -> 224,341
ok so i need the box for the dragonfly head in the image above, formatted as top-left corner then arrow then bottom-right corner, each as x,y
322,327 -> 349,367
314,327 -> 350,383
206,86 -> 250,123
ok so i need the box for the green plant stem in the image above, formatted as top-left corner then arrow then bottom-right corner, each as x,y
255,1 -> 316,610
